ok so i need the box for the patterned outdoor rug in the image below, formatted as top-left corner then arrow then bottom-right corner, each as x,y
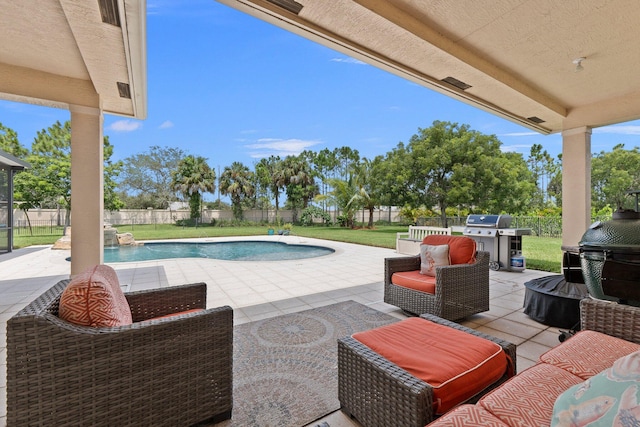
218,300 -> 398,427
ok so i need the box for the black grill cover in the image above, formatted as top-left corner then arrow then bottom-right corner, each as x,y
523,275 -> 588,329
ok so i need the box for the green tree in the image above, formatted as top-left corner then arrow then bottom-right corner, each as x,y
13,121 -> 122,226
528,143 -> 558,208
119,146 -> 186,208
171,155 -> 216,220
315,177 -> 358,228
102,136 -> 124,212
308,148 -> 338,214
0,123 -> 29,157
0,123 -> 34,231
283,154 -> 317,223
547,153 -> 563,207
349,158 -> 379,228
255,155 -> 285,220
333,146 -> 360,181
591,144 -> 640,211
219,161 -> 255,220
390,121 -> 535,226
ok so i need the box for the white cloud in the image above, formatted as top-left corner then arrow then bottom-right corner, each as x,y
159,120 -> 174,129
108,120 -> 142,132
594,125 -> 640,135
245,138 -> 320,158
330,57 -> 366,65
501,144 -> 531,153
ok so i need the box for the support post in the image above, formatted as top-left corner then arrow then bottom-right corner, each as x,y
561,126 -> 592,249
70,105 -> 104,276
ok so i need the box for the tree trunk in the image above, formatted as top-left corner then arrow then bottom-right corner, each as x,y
368,207 -> 374,228
439,203 -> 448,228
22,209 -> 33,236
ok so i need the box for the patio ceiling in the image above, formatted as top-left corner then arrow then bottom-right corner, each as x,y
217,0 -> 640,135
0,0 -> 146,119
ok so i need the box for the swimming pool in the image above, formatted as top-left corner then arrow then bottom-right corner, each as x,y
103,240 -> 335,263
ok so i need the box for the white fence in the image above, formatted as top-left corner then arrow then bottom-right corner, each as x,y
13,207 -> 402,226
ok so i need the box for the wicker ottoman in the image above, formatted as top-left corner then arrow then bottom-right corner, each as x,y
337,314 -> 516,427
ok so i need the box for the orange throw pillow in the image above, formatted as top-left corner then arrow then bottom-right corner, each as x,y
59,264 -> 133,327
423,235 -> 476,265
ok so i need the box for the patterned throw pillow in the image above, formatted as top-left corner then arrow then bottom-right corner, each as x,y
551,350 -> 640,426
420,244 -> 450,276
59,264 -> 133,327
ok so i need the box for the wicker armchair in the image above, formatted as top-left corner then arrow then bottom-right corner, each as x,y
384,250 -> 490,319
7,280 -> 233,427
338,313 -> 516,427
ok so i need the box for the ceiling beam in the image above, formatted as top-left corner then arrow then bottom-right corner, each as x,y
0,62 -> 99,109
352,0 -> 567,118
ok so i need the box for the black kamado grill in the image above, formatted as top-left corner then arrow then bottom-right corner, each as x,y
463,214 -> 532,271
580,208 -> 640,304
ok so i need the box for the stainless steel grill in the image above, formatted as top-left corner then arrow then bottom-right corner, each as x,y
463,214 -> 531,271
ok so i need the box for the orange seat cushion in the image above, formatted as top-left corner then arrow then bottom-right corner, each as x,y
423,235 -> 476,265
391,270 -> 436,294
150,308 -> 204,321
59,264 -> 133,327
353,317 -> 508,414
539,330 -> 640,379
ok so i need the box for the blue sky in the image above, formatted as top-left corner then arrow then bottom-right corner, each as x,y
2,0 -> 640,170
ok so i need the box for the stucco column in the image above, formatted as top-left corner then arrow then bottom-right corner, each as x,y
70,105 -> 104,276
561,126 -> 592,250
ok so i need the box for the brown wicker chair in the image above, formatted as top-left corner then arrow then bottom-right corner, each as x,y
385,248 -> 490,320
7,280 -> 233,427
338,313 -> 516,427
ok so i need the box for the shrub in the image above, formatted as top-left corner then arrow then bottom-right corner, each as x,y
300,206 -> 332,226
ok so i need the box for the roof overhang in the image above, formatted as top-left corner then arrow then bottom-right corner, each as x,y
0,0 -> 147,119
216,0 -> 640,135
0,149 -> 30,170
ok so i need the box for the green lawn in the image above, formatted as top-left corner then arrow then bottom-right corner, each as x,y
13,224 -> 563,272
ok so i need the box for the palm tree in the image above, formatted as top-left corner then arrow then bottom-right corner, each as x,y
349,158 -> 380,228
315,177 -> 358,228
171,155 -> 216,220
220,161 -> 255,220
283,155 -> 317,222
255,156 -> 285,221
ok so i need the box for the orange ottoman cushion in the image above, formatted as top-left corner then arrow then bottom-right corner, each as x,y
353,317 -> 508,414
478,363 -> 583,426
59,264 -> 133,327
391,270 -> 436,294
423,235 -> 476,265
539,330 -> 640,379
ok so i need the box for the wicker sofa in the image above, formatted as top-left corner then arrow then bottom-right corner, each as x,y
6,279 -> 233,426
427,298 -> 640,426
385,235 -> 490,320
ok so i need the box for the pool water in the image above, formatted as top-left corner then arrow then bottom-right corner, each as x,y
103,240 -> 335,263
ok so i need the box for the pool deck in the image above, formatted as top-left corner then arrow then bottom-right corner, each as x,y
0,235 -> 560,427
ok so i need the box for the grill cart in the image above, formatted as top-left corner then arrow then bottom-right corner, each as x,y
463,214 -> 532,271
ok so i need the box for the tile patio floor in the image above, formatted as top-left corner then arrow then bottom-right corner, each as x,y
0,235 -> 563,427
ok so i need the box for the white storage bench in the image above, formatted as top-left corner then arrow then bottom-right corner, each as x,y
395,226 -> 452,255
